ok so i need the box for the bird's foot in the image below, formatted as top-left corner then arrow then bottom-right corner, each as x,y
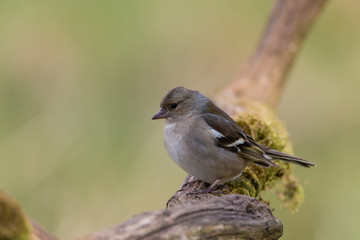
186,179 -> 225,195
186,188 -> 225,196
181,178 -> 203,190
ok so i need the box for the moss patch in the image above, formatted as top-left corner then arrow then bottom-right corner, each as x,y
0,191 -> 31,240
223,99 -> 304,212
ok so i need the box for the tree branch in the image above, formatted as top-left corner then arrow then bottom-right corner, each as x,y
80,195 -> 282,240
215,0 -> 328,113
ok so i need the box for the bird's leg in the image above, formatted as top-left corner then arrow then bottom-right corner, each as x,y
181,177 -> 203,189
177,177 -> 204,192
187,179 -> 224,195
208,179 -> 221,190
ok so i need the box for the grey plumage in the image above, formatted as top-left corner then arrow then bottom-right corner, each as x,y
152,87 -> 316,192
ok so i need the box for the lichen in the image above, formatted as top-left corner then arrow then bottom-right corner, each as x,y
0,191 -> 31,240
223,99 -> 304,212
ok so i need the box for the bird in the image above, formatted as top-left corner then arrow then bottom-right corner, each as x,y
152,87 -> 316,194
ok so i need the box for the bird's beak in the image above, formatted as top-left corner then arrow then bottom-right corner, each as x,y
152,109 -> 169,120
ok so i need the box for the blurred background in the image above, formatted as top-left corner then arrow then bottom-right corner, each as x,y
0,1 -> 359,239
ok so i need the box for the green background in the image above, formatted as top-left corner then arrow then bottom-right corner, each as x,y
0,1 -> 359,239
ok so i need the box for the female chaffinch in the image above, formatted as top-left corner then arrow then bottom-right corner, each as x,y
152,87 -> 315,193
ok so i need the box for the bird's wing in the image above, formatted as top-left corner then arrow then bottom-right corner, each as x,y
201,113 -> 277,168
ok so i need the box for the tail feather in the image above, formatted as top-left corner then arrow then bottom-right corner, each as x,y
265,149 -> 316,168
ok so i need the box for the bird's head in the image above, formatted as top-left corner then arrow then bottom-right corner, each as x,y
152,86 -> 209,121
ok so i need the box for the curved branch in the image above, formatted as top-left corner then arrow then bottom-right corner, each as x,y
215,0 -> 328,112
80,195 -> 282,240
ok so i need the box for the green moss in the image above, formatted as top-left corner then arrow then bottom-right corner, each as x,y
223,99 -> 304,212
0,191 -> 31,240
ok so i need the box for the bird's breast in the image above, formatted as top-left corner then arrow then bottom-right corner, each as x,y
163,121 -> 188,168
162,117 -> 248,184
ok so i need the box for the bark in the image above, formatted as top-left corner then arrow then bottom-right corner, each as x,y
80,195 -> 282,240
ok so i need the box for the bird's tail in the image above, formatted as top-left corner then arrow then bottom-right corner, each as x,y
265,149 -> 316,168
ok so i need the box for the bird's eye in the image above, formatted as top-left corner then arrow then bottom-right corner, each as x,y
170,103 -> 178,109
